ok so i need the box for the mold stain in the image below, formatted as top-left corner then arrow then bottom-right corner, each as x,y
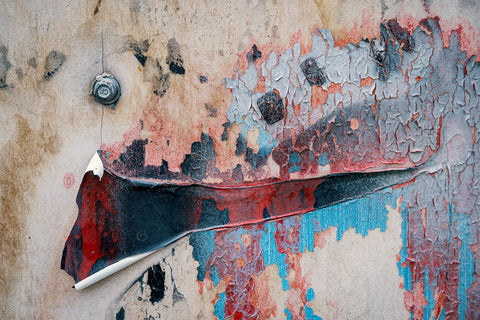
0,115 -> 59,317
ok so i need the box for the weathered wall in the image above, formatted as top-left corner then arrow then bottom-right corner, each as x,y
1,0 -> 479,319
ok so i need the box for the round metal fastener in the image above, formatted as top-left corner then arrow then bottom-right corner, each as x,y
91,73 -> 121,108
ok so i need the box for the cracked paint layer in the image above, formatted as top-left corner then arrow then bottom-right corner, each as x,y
62,16 -> 480,319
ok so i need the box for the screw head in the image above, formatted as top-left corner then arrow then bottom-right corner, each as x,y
91,73 -> 121,108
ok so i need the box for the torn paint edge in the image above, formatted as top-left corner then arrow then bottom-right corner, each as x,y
74,250 -> 155,290
85,151 -> 104,180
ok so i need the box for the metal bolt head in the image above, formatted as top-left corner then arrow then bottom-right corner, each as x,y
91,73 -> 121,109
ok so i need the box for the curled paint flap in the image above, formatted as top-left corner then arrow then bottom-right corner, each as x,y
61,163 -> 417,290
85,151 -> 104,180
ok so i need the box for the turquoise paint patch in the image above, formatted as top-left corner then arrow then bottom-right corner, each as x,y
306,288 -> 315,302
458,211 -> 474,319
189,230 -> 217,281
214,292 -> 226,320
289,152 -> 301,173
284,308 -> 293,320
304,288 -> 323,319
317,152 -> 329,166
211,266 -> 220,286
257,127 -> 272,152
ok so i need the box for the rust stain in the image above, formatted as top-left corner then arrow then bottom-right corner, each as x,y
93,0 -> 102,15
0,115 -> 60,317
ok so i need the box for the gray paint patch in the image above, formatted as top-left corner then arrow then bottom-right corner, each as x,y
0,45 -> 12,89
43,51 -> 66,81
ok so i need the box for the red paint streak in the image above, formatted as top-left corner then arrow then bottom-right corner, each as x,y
404,283 -> 428,320
62,172 -> 122,282
333,10 -> 381,49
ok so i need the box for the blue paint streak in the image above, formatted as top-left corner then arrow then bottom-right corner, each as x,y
299,213 -> 317,252
214,292 -> 226,320
315,187 -> 398,240
458,211 -> 474,319
260,223 -> 290,290
398,190 -> 412,292
423,267 -> 433,320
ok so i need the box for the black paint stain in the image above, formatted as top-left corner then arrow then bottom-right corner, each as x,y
257,91 -> 285,125
235,134 -> 247,156
0,45 -> 12,89
197,198 -> 230,229
247,44 -> 262,63
221,121 -> 231,141
119,139 -> 147,170
116,307 -> 125,320
199,75 -> 207,83
301,57 -> 326,86
44,51 -> 66,81
313,169 -> 413,209
112,139 -> 171,178
205,103 -> 217,117
263,207 -> 271,219
146,264 -> 166,304
180,133 -> 216,181
152,60 -> 170,97
166,38 -> 185,75
130,39 -> 150,66
88,255 -> 108,276
232,164 -> 243,182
